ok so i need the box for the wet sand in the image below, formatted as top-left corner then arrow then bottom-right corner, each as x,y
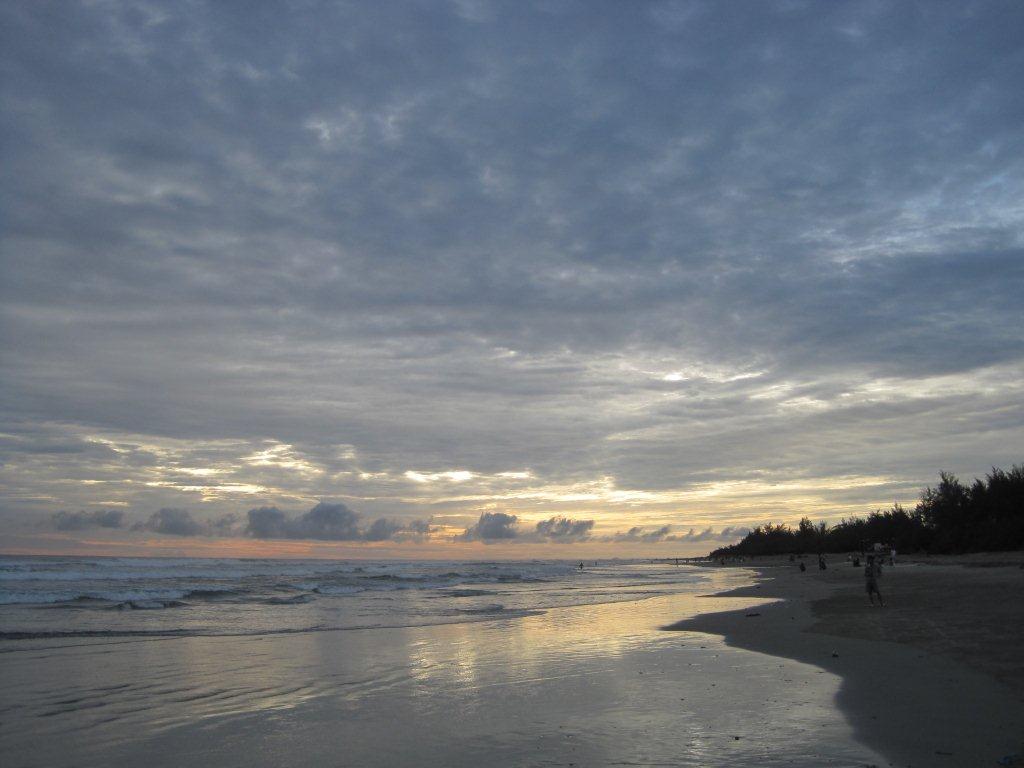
5,558 -> 1020,767
2,567 -> 890,768
668,554 -> 1024,767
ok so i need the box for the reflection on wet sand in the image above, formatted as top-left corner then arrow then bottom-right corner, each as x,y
1,568 -> 885,767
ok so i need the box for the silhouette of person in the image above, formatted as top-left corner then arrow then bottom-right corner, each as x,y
865,555 -> 884,606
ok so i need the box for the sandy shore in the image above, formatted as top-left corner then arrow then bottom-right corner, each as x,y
3,566 -> 894,768
3,559 -> 1018,766
667,554 -> 1024,767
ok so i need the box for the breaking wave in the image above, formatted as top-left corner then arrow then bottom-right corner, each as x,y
0,556 -> 708,642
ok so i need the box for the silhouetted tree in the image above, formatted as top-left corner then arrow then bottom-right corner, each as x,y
710,465 -> 1023,557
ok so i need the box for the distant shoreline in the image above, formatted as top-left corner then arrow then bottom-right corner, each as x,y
666,553 -> 1024,767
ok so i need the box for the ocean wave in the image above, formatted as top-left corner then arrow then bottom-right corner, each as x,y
495,574 -> 548,583
0,589 -> 187,606
441,588 -> 494,598
112,599 -> 188,610
0,559 -> 701,642
182,588 -> 242,599
261,593 -> 315,605
0,558 -> 365,583
312,585 -> 366,595
0,585 -> 248,606
452,603 -> 506,615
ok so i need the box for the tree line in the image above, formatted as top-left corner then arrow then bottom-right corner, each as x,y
709,465 -> 1024,558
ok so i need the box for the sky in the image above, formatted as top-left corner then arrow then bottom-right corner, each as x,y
1,0 -> 1022,559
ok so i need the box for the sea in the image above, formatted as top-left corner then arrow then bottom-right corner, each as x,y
0,556 -> 709,640
0,556 -> 888,767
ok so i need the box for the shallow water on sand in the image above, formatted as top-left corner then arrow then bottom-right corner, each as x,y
0,561 -> 887,767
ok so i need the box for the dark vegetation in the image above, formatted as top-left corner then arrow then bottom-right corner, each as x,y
709,465 -> 1024,558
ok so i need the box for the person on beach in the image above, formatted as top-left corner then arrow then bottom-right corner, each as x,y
865,554 -> 884,606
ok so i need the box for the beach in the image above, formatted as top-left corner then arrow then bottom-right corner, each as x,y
1,556 -> 1021,767
670,554 -> 1024,767
1,557 -> 884,767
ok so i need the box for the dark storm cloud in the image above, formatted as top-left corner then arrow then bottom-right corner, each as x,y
51,509 -> 124,531
2,1 -> 1023,530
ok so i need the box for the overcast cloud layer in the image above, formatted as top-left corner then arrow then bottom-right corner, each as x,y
1,1 -> 1022,556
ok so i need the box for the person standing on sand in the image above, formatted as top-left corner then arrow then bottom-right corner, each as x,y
865,554 -> 884,606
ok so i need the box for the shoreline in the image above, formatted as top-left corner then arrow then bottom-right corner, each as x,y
3,558 -> 1020,766
667,556 -> 1024,767
2,567 -> 889,768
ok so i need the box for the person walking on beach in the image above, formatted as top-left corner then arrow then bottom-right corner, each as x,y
865,554 -> 884,606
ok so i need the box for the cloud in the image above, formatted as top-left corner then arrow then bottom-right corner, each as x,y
131,508 -> 243,537
358,517 -> 403,542
51,509 -> 124,531
245,502 -> 359,540
455,514 -> 594,543
210,512 -> 240,536
361,516 -> 439,542
292,501 -> 362,540
612,525 -> 674,543
607,525 -> 750,543
2,1 -> 1024,543
136,508 -> 206,537
390,518 -> 435,543
717,526 -> 750,541
244,506 -> 292,539
456,512 -> 519,542
244,501 -> 432,542
671,528 -> 753,544
534,516 -> 594,541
